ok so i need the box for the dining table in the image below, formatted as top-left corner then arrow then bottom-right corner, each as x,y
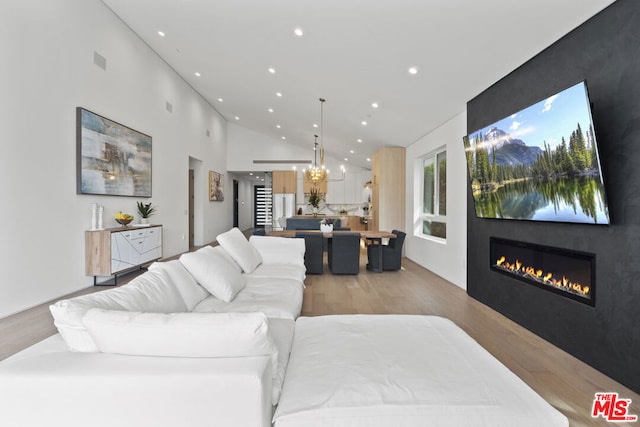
265,229 -> 396,273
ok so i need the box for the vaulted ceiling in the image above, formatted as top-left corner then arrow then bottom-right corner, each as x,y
102,0 -> 614,169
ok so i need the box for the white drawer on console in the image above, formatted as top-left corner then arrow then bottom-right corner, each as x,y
127,229 -> 148,240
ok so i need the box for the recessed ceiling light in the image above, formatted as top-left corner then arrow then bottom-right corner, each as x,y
276,92 -> 282,97
276,124 -> 281,129
268,108 -> 274,113
344,158 -> 348,161
371,102 -> 379,108
194,72 -> 201,77
357,139 -> 362,143
157,31 -> 165,37
361,121 -> 368,126
313,124 -> 318,128
282,136 -> 286,140
408,66 -> 419,75
294,27 -> 304,37
249,172 -> 253,175
366,158 -> 371,162
268,67 -> 276,74
217,98 -> 223,102
235,116 -> 240,120
349,150 -> 354,154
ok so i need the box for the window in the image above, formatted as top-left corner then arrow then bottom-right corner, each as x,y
419,148 -> 446,239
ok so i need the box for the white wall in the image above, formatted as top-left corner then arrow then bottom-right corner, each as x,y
0,0 -> 231,317
227,122 -> 370,174
405,112 -> 467,289
227,122 -> 371,216
227,123 -> 313,172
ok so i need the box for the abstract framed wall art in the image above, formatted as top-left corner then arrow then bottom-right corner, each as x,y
209,171 -> 224,201
76,107 -> 152,197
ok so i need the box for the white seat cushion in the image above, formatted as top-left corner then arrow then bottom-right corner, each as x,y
217,227 -> 263,273
246,263 -> 306,284
180,246 -> 246,302
192,277 -> 304,320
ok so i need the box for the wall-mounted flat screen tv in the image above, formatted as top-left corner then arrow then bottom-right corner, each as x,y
463,81 -> 609,225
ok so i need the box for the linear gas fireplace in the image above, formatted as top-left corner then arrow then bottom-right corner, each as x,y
490,237 -> 595,306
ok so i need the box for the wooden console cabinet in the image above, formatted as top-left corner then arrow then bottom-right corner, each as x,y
85,225 -> 163,285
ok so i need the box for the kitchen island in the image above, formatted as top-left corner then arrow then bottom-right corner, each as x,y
288,215 -> 367,231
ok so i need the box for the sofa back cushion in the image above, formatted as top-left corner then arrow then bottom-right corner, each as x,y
148,260 -> 209,311
210,245 -> 243,273
249,235 -> 305,267
216,227 -> 263,273
179,246 -> 246,302
82,309 -> 278,376
49,268 -> 186,352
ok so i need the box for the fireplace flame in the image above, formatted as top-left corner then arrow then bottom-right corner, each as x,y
494,255 -> 590,298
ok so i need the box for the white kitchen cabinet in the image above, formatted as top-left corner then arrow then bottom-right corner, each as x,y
327,171 -> 371,204
326,178 -> 345,204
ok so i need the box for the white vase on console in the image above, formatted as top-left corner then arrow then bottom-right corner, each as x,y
96,206 -> 104,230
90,203 -> 98,231
320,224 -> 333,233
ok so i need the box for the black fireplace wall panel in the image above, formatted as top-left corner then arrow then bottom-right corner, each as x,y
466,0 -> 640,393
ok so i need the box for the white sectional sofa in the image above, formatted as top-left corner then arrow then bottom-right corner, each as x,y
0,228 -> 305,427
0,227 -> 570,427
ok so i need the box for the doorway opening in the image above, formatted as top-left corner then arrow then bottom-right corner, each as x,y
188,169 -> 195,249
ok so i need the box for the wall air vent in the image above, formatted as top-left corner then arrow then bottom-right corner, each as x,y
253,160 -> 311,164
93,51 -> 106,70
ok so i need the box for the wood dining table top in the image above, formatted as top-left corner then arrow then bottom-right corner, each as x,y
266,229 -> 396,239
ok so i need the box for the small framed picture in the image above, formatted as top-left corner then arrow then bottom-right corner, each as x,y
209,171 -> 224,201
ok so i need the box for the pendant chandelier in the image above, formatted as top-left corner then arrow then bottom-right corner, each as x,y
304,98 -> 329,185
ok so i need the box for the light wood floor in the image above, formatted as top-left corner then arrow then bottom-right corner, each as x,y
1,248 -> 638,426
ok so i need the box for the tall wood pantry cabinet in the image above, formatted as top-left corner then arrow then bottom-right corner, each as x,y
371,147 -> 405,232
85,225 -> 163,285
272,170 -> 297,194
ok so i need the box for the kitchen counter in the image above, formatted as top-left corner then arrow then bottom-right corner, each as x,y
288,215 -> 367,231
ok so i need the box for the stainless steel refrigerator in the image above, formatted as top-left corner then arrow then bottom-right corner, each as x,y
272,193 -> 296,230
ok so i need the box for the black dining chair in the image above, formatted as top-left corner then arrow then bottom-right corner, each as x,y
295,232 -> 324,274
328,232 -> 361,275
367,230 -> 406,271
